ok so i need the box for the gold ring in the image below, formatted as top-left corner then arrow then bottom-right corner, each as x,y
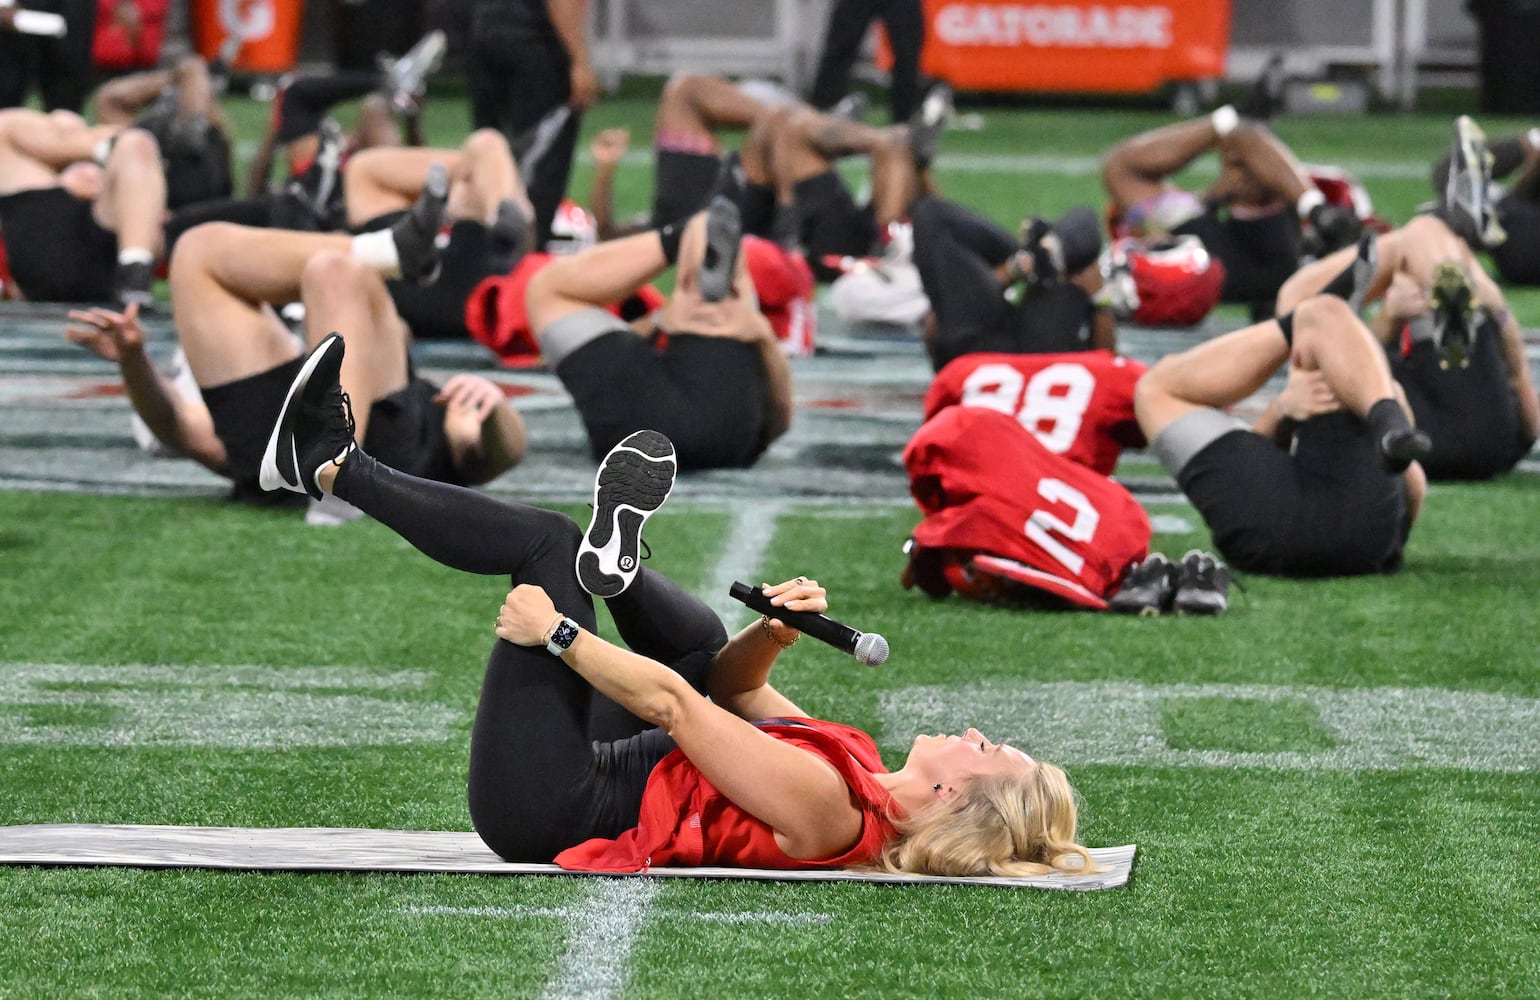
494,617 -> 502,629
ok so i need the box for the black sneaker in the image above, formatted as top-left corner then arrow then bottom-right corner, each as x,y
908,83 -> 952,171
1017,216 -> 1064,288
1429,261 -> 1475,369
1172,550 -> 1230,616
1379,425 -> 1432,473
113,261 -> 156,311
379,29 -> 446,115
1237,51 -> 1287,122
1346,230 -> 1378,313
1443,115 -> 1506,249
487,198 -> 531,274
697,193 -> 742,303
1302,202 -> 1363,260
1107,553 -> 1178,616
576,430 -> 677,598
391,162 -> 449,285
829,91 -> 870,122
259,333 -> 357,500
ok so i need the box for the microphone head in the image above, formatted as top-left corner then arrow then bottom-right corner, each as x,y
854,632 -> 889,667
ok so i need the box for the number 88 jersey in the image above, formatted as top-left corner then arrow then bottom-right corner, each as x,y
923,350 -> 1147,477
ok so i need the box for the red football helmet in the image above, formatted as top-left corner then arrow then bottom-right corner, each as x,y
1101,235 -> 1226,327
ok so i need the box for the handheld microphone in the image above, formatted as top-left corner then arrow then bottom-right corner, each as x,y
729,581 -> 889,667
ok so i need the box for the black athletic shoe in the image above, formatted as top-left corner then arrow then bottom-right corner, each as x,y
392,162 -> 449,285
1379,425 -> 1432,473
697,193 -> 742,303
1237,51 -> 1287,122
576,430 -> 677,598
1017,216 -> 1064,288
112,261 -> 156,311
1429,261 -> 1475,369
1172,550 -> 1230,616
379,29 -> 446,114
1107,553 -> 1178,616
909,83 -> 952,170
829,91 -> 870,122
1347,230 -> 1378,313
259,333 -> 357,500
1302,202 -> 1363,260
487,198 -> 531,275
1443,115 -> 1506,249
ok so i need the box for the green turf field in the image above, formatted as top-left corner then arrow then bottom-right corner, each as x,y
2,83 -> 1539,998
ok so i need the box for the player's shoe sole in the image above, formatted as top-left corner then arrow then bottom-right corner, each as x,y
576,430 -> 677,598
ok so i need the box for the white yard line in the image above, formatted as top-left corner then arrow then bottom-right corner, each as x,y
402,904 -> 831,925
882,680 -> 1540,772
538,500 -> 787,1000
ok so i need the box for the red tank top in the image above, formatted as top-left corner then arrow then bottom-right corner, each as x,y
555,717 -> 897,872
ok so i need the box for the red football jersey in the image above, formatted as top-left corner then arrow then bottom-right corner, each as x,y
554,718 -> 896,872
904,406 -> 1151,610
924,350 -> 1147,476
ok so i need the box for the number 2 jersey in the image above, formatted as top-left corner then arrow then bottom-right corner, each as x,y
903,405 -> 1151,610
923,349 -> 1148,476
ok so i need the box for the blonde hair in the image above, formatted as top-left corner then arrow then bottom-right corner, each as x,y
868,762 -> 1097,877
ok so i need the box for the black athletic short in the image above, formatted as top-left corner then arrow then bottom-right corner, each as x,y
1177,413 -> 1408,576
793,170 -> 878,282
651,149 -> 721,227
357,214 -> 507,340
1391,321 -> 1535,480
0,187 -> 116,302
203,358 -> 459,495
556,330 -> 769,470
1174,206 -> 1301,306
1490,196 -> 1540,285
137,111 -> 234,210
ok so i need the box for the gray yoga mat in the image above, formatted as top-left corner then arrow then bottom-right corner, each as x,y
0,824 -> 1136,891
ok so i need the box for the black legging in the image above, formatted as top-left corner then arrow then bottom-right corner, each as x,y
810,0 -> 925,123
911,195 -> 1096,371
332,451 -> 727,861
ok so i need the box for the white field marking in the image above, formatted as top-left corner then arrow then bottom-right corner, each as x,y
704,499 -> 790,627
538,501 -> 788,1000
882,681 -> 1540,772
400,904 -> 831,926
1147,514 -> 1194,534
576,149 -> 1433,180
542,879 -> 661,1000
0,663 -> 460,748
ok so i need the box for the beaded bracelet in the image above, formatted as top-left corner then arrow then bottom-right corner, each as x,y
759,614 -> 799,648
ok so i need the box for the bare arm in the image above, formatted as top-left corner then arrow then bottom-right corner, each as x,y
496,584 -> 865,861
1251,365 -> 1341,447
436,374 -> 529,485
546,0 -> 598,110
64,305 -> 227,474
706,578 -> 824,721
93,70 -> 174,126
587,128 -> 628,240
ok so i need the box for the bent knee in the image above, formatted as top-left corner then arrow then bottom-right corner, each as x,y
300,249 -> 368,294
463,127 -> 511,160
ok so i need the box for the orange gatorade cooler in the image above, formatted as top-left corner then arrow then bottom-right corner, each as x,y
881,0 -> 1231,94
191,0 -> 306,75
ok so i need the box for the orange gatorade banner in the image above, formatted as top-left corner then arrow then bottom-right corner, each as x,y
190,0 -> 306,75
883,0 -> 1231,93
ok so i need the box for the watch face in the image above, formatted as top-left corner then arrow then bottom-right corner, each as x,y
550,619 -> 579,650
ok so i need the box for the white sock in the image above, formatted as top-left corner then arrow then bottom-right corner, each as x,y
117,247 -> 154,266
1210,105 -> 1239,138
350,229 -> 401,278
1296,188 -> 1326,219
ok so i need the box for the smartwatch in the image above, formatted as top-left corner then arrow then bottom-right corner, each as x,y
546,616 -> 581,657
